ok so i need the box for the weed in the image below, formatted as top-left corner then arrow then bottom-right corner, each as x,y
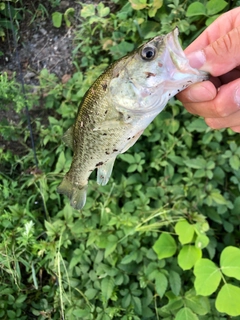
1,0 -> 240,319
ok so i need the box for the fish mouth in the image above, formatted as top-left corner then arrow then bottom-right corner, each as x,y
163,28 -> 208,80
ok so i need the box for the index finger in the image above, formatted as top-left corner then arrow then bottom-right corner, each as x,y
185,7 -> 240,54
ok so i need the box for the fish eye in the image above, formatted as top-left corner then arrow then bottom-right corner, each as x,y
141,46 -> 156,60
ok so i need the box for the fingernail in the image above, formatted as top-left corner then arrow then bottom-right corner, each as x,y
234,86 -> 240,107
187,50 -> 206,69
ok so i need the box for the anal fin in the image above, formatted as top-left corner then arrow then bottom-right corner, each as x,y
97,157 -> 116,186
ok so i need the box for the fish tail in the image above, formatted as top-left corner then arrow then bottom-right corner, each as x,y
57,178 -> 88,210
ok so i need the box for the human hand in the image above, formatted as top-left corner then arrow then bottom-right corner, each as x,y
177,8 -> 240,132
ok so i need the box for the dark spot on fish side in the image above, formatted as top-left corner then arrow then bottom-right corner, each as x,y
127,137 -> 131,140
103,133 -> 107,136
113,149 -> 118,152
105,151 -> 110,155
115,73 -> 119,78
101,82 -> 108,91
104,110 -> 108,115
96,162 -> 103,167
145,72 -> 156,78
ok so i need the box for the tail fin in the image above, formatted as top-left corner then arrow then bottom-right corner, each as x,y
57,178 -> 88,210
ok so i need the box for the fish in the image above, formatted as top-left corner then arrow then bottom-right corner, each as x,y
57,28 -> 208,210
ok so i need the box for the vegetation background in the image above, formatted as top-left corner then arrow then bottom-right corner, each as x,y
1,0 -> 240,319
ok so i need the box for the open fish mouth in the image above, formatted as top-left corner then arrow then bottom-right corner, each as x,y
163,28 -> 208,79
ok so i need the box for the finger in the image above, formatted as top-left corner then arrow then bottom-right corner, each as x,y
179,78 -> 240,118
186,26 -> 240,75
185,8 -> 240,54
205,109 -> 240,129
230,126 -> 240,133
177,81 -> 217,115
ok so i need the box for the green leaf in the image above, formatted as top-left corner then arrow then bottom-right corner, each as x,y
120,153 -> 135,164
220,246 -> 240,280
186,2 -> 206,17
206,0 -> 227,16
132,296 -> 142,315
104,235 -> 118,258
101,276 -> 114,301
169,270 -> 181,296
52,12 -> 62,28
216,284 -> 240,316
81,4 -> 95,18
129,0 -> 147,10
122,293 -> 131,308
153,233 -> 177,260
155,272 -> 168,298
85,288 -> 98,300
55,151 -> 66,172
175,219 -> 195,244
229,154 -> 240,170
7,310 -> 16,319
184,158 -> 206,169
178,245 -> 202,270
194,259 -> 221,296
64,8 -> 75,27
175,307 -> 198,320
15,294 -> 27,304
148,0 -> 163,18
232,196 -> 240,215
169,119 -> 180,134
187,118 -> 208,132
97,3 -> 110,17
185,289 -> 210,315
195,234 -> 209,249
210,192 -> 228,205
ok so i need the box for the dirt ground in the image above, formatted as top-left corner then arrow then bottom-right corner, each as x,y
0,0 -> 82,155
0,0 -> 81,82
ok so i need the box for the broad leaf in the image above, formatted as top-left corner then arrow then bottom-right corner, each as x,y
184,158 -> 206,169
178,245 -> 202,270
194,259 -> 221,296
169,270 -> 181,296
220,246 -> 240,280
155,272 -> 168,298
175,219 -> 195,244
185,289 -> 210,315
175,307 -> 198,320
186,2 -> 206,17
153,233 -> 177,260
206,0 -> 227,16
216,284 -> 240,316
101,276 -> 114,301
195,234 -> 209,249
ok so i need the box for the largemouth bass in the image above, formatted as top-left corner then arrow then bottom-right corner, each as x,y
58,28 -> 208,209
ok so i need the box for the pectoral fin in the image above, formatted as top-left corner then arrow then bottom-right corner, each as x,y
62,126 -> 74,149
93,112 -> 132,131
121,130 -> 144,154
97,157 -> 116,186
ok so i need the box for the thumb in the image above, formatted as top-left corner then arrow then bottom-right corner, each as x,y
186,26 -> 240,76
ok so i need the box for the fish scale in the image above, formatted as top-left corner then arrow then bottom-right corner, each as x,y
57,29 -> 208,209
